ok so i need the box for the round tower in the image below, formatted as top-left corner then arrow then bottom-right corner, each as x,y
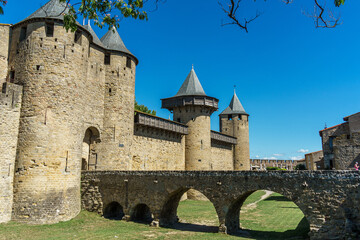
98,26 -> 138,170
9,0 -> 105,224
219,90 -> 250,170
162,67 -> 218,170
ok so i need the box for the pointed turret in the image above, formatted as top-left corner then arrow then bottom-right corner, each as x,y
161,67 -> 219,172
175,67 -> 206,97
25,0 -> 69,21
220,90 -> 248,116
83,22 -> 104,47
161,67 -> 218,112
101,27 -> 132,54
219,89 -> 250,170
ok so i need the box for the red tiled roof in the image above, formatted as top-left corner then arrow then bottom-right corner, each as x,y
343,112 -> 360,121
319,123 -> 344,133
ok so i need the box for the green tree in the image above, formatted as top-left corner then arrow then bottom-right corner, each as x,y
0,0 -> 7,15
134,100 -> 156,116
294,164 -> 307,170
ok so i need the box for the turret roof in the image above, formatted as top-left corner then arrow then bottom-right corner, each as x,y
25,0 -> 69,21
175,67 -> 206,97
220,90 -> 248,115
100,27 -> 133,56
83,23 -> 104,47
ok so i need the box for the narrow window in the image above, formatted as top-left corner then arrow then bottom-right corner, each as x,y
104,53 -> 111,65
126,57 -> 131,68
74,30 -> 82,44
228,114 -> 232,120
9,71 -> 15,83
238,114 -> 242,120
19,26 -> 27,41
329,136 -> 335,152
46,22 -> 54,37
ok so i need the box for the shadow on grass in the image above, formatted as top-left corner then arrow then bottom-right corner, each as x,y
264,196 -> 290,202
163,222 -> 218,233
230,217 -> 310,240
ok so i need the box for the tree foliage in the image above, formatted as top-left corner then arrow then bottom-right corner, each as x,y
266,167 -> 287,171
0,0 -> 7,15
135,100 -> 156,116
294,164 -> 307,170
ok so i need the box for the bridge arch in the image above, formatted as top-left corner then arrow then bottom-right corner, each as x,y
131,203 -> 153,223
225,188 -> 310,235
159,187 -> 221,230
103,201 -> 124,220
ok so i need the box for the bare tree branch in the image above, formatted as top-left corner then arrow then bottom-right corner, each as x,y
219,0 -> 261,33
302,0 -> 342,28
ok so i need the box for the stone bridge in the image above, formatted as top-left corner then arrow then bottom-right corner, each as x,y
81,171 -> 360,239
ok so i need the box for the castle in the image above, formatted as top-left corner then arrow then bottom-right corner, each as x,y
0,0 -> 249,224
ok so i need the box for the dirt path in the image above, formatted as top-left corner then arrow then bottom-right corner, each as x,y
241,190 -> 273,213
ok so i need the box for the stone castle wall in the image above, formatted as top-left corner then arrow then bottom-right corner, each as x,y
210,141 -> 233,170
0,24 -> 10,85
0,82 -> 22,223
131,125 -> 185,170
334,133 -> 360,169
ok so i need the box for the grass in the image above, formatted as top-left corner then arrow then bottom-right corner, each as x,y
0,191 -> 309,240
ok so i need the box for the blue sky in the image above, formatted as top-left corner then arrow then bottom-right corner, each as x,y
2,0 -> 360,160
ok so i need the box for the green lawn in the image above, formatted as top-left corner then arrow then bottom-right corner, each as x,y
0,191 -> 309,240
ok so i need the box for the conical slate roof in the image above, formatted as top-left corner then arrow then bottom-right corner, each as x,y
83,23 -> 104,47
220,90 -> 248,115
101,27 -> 133,55
25,0 -> 69,21
175,67 -> 206,97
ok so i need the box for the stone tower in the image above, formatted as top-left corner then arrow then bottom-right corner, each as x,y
97,27 -> 137,170
219,90 -> 250,170
162,67 -> 218,170
7,0 -> 137,224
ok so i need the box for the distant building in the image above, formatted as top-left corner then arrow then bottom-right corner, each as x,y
319,112 -> 360,169
304,150 -> 324,170
250,159 -> 296,170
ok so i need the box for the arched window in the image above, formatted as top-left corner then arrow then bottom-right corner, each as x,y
82,127 -> 100,170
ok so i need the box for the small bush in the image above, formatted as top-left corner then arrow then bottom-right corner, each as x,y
294,164 -> 307,170
266,167 -> 287,171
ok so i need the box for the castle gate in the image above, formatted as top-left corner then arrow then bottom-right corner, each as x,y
81,171 -> 360,239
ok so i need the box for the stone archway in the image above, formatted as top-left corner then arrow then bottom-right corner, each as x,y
159,187 -> 220,232
82,127 -> 100,170
131,204 -> 153,223
225,189 -> 310,237
103,201 -> 124,220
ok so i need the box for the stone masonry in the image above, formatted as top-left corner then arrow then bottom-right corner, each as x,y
81,170 -> 360,240
0,82 -> 22,223
0,24 -> 10,85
